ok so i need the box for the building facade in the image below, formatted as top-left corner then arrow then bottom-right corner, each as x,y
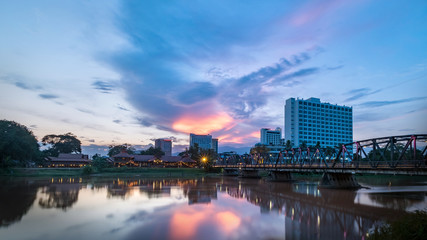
189,133 -> 218,153
155,139 -> 172,156
260,128 -> 282,145
284,97 -> 353,148
190,133 -> 213,150
212,138 -> 218,154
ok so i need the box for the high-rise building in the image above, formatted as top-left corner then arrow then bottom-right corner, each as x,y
212,138 -> 218,154
155,139 -> 172,156
284,97 -> 353,148
190,133 -> 213,150
260,128 -> 282,145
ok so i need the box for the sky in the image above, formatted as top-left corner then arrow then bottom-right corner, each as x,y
0,0 -> 426,155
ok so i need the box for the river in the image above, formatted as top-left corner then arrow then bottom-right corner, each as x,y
0,175 -> 426,240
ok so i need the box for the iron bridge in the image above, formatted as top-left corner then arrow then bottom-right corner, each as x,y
215,134 -> 427,175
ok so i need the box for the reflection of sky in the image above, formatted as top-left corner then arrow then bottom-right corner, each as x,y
0,186 -> 286,240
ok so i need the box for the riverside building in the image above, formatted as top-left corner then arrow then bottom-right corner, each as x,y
284,97 -> 353,148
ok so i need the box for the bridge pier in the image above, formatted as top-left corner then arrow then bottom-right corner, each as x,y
223,168 -> 239,176
269,171 -> 293,181
239,169 -> 261,178
320,172 -> 361,189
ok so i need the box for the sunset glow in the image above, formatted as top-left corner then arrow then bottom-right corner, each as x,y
172,112 -> 233,134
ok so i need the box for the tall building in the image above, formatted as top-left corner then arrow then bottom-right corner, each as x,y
155,139 -> 172,156
260,128 -> 282,145
190,133 -> 213,150
211,138 -> 218,154
284,97 -> 353,148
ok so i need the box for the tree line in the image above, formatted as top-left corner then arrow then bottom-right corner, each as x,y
0,119 -> 166,168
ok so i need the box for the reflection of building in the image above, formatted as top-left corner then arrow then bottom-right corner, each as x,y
285,97 -> 353,148
155,139 -> 172,156
260,128 -> 282,145
47,154 -> 91,167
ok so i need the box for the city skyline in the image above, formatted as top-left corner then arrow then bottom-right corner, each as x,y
1,1 -> 426,155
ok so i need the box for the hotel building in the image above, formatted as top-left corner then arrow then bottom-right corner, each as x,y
155,139 -> 172,156
189,133 -> 218,153
284,97 -> 353,148
260,128 -> 282,145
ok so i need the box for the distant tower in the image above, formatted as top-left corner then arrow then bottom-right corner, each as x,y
189,133 -> 214,150
155,139 -> 172,156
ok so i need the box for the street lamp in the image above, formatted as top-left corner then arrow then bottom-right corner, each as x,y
202,157 -> 207,163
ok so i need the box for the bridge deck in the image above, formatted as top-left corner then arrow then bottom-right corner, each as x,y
216,164 -> 427,175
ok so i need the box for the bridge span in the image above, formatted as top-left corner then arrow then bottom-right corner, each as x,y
215,134 -> 427,188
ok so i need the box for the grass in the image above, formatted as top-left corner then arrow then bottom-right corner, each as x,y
0,167 -> 211,178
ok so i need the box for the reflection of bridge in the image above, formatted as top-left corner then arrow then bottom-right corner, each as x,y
217,178 -> 415,239
216,135 -> 427,187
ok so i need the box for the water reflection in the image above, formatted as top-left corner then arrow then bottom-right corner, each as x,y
0,179 -> 38,227
0,176 -> 425,240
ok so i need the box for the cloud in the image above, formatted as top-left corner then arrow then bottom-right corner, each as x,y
219,53 -> 318,119
344,88 -> 381,102
92,80 -> 115,93
39,93 -> 59,99
113,119 -> 121,124
359,97 -> 427,108
15,82 -> 36,90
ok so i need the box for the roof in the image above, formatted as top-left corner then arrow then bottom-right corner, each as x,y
161,156 -> 196,163
58,153 -> 88,159
112,152 -> 134,158
48,154 -> 90,163
133,155 -> 155,162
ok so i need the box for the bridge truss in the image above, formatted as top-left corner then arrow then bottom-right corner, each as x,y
216,134 -> 427,170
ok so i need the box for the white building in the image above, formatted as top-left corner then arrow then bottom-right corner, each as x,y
260,128 -> 282,145
190,133 -> 215,151
155,139 -> 172,156
284,97 -> 353,148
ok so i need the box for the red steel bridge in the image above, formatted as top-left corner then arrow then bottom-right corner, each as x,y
215,134 -> 427,186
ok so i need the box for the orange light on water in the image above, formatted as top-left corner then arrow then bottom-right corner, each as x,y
172,112 -> 233,134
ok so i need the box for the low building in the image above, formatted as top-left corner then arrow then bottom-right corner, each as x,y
112,150 -> 196,168
47,153 -> 91,168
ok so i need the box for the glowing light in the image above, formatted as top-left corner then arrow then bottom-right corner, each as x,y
172,112 -> 233,134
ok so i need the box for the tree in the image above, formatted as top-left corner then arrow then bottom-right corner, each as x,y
285,140 -> 292,151
0,120 -> 40,167
299,141 -> 307,149
91,154 -> 111,171
42,133 -> 81,157
250,144 -> 268,155
140,147 -> 164,159
107,144 -> 135,157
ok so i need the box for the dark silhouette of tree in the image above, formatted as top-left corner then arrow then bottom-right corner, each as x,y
250,144 -> 268,155
91,154 -> 112,170
108,144 -> 135,157
299,141 -> 307,149
140,147 -> 164,159
285,140 -> 292,151
0,120 -> 40,167
42,133 -> 81,157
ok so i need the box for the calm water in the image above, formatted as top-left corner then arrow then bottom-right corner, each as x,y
0,176 -> 426,240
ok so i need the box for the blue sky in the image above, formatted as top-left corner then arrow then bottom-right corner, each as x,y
0,0 -> 426,154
